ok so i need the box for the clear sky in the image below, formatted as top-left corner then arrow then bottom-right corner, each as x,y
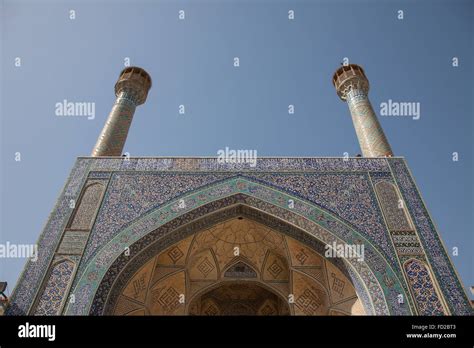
1,0 -> 473,299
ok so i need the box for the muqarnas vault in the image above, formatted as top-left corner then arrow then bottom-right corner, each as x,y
7,65 -> 472,316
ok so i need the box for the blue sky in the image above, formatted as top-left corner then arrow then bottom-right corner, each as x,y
1,0 -> 472,299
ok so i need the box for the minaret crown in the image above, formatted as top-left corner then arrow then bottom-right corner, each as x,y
114,67 -> 152,105
332,64 -> 369,101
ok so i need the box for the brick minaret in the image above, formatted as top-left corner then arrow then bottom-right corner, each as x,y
91,67 -> 152,157
333,64 -> 393,157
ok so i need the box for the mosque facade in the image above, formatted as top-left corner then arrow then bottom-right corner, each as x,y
6,65 -> 472,316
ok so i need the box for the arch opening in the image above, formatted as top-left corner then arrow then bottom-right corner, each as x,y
72,179 -> 409,316
188,281 -> 290,316
106,207 -> 369,316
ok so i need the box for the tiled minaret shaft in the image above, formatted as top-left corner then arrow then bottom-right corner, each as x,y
333,64 -> 393,157
91,67 -> 152,157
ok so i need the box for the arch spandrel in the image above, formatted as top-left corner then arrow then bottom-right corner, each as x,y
65,177 -> 413,316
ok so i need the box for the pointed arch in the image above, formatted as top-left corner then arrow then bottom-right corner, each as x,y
66,177 -> 412,315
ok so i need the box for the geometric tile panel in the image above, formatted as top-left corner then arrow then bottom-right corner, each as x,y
188,249 -> 218,281
325,260 -> 357,304
156,235 -> 193,266
292,271 -> 330,315
262,251 -> 289,282
286,237 -> 324,267
145,271 -> 185,315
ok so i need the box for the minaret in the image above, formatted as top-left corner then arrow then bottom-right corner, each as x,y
332,64 -> 393,157
91,67 -> 152,157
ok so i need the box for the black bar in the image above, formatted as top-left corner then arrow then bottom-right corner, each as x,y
0,316 -> 473,346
